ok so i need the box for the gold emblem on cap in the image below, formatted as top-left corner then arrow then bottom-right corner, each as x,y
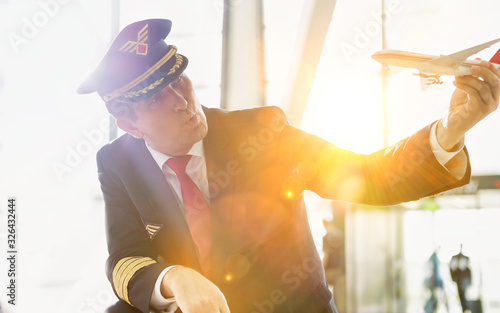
119,24 -> 149,56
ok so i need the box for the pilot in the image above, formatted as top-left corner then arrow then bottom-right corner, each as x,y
78,19 -> 500,313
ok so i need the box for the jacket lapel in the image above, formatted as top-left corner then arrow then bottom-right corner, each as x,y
125,135 -> 201,269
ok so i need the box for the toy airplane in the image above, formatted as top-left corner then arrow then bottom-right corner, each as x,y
371,38 -> 500,90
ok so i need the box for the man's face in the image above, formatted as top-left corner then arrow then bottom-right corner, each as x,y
119,74 -> 208,156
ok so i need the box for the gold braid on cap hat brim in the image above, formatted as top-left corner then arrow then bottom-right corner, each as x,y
103,46 -> 183,102
123,77 -> 165,99
123,54 -> 183,99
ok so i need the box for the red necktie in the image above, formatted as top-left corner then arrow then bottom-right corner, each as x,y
166,155 -> 212,273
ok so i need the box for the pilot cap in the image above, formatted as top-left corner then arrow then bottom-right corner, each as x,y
77,19 -> 188,104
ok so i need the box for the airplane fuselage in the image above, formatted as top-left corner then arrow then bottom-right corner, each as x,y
371,50 -> 500,76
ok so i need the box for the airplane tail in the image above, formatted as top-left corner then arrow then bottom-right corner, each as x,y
490,48 -> 500,64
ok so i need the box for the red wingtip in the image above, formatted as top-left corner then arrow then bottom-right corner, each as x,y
490,48 -> 500,64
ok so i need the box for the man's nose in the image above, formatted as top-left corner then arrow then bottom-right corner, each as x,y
167,85 -> 188,111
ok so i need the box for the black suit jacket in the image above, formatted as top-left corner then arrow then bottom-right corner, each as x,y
97,106 -> 470,313
450,253 -> 471,286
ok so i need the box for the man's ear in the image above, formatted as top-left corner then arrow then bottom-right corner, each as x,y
117,118 -> 144,138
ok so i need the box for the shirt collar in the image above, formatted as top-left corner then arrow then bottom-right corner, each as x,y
146,140 -> 205,170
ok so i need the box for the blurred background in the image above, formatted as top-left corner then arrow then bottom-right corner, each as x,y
1,0 -> 500,312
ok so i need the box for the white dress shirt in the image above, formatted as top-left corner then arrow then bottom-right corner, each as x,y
146,140 -> 208,313
146,121 -> 465,312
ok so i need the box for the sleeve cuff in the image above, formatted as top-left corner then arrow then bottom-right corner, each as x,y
430,122 -> 467,180
429,121 -> 463,166
150,266 -> 179,312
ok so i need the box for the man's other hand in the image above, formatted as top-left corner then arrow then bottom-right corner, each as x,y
161,266 -> 230,313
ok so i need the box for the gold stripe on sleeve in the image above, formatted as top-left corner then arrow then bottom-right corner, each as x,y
112,256 -> 157,306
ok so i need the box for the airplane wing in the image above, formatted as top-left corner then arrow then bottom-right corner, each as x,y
429,37 -> 500,68
414,72 -> 442,91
